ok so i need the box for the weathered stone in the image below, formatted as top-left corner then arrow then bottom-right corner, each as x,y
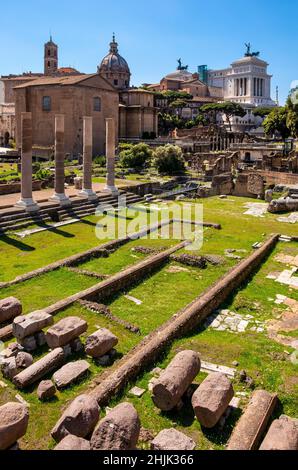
13,311 -> 53,340
54,435 -> 91,451
53,360 -> 90,389
0,402 -> 29,450
227,390 -> 278,450
13,348 -> 65,389
36,331 -> 46,347
85,328 -> 118,358
51,394 -> 100,442
19,335 -> 37,352
96,355 -> 110,367
192,372 -> 234,428
1,357 -> 19,380
15,352 -> 33,369
0,342 -> 24,359
70,337 -> 84,353
37,380 -> 56,401
151,429 -> 196,451
0,297 -> 22,324
91,402 -> 140,450
152,350 -> 201,411
129,387 -> 146,398
46,317 -> 87,349
259,415 -> 298,450
63,344 -> 72,359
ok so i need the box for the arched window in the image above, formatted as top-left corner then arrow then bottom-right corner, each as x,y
42,96 -> 51,111
93,97 -> 101,112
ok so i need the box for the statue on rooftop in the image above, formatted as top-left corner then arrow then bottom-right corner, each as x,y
177,58 -> 188,71
245,43 -> 260,57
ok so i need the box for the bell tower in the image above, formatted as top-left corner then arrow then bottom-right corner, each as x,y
44,36 -> 58,75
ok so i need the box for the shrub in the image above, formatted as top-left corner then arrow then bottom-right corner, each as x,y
119,143 -> 152,169
152,145 -> 186,175
93,155 -> 106,167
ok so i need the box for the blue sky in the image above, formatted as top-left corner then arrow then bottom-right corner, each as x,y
1,0 -> 297,104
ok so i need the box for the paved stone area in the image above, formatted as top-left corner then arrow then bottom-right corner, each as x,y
244,202 -> 268,218
275,253 -> 298,268
0,180 -> 137,209
277,213 -> 298,224
204,309 -> 265,333
267,268 -> 298,289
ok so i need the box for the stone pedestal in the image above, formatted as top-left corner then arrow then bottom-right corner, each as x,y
50,115 -> 71,207
79,116 -> 97,201
104,118 -> 119,195
15,113 -> 39,213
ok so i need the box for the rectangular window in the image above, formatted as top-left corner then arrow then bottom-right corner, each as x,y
42,96 -> 51,111
93,97 -> 101,112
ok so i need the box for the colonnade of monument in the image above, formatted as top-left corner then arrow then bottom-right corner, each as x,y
15,113 -> 118,212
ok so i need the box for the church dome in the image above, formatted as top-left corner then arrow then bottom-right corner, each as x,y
98,35 -> 130,75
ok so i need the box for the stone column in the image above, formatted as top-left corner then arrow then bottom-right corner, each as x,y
15,112 -> 39,213
104,118 -> 118,195
79,116 -> 97,201
50,115 -> 71,207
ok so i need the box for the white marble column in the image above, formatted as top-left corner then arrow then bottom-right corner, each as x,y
15,112 -> 39,213
79,116 -> 97,201
104,118 -> 118,195
50,115 -> 71,207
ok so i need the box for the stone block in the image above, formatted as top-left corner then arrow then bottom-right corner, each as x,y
91,402 -> 140,450
53,360 -> 90,389
46,317 -> 87,349
54,435 -> 91,451
19,335 -> 37,352
85,328 -> 118,358
0,297 -> 22,324
0,402 -> 29,450
192,372 -> 234,428
151,429 -> 196,451
15,352 -> 33,369
13,311 -> 53,340
152,350 -> 201,411
259,415 -> 298,450
51,394 -> 100,442
37,380 -> 56,401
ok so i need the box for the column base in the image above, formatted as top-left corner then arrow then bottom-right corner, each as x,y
103,185 -> 119,196
49,193 -> 72,207
15,198 -> 40,213
78,188 -> 98,201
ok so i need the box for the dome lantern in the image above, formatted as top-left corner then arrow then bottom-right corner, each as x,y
98,34 -> 131,90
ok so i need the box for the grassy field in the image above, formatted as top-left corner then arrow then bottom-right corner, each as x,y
0,196 -> 297,450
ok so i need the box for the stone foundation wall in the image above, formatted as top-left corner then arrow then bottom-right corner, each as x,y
0,180 -> 42,195
259,171 -> 298,186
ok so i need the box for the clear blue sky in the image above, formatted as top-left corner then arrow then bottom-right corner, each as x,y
1,0 -> 297,104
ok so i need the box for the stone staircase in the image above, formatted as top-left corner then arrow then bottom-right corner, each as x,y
0,191 -> 144,234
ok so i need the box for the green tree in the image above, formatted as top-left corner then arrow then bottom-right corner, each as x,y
286,96 -> 298,138
201,101 -> 246,130
153,145 -> 185,175
263,107 -> 291,140
119,143 -> 152,169
252,107 -> 274,118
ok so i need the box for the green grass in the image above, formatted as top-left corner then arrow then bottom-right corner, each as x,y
0,195 -> 297,450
